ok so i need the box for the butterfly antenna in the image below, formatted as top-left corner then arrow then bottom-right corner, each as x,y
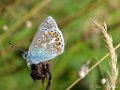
8,42 -> 26,53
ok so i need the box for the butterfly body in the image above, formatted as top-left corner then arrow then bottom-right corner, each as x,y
23,16 -> 64,65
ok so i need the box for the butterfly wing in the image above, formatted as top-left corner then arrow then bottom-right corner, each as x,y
26,16 -> 64,64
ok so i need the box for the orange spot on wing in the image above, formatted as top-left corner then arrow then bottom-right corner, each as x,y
56,41 -> 61,46
56,47 -> 61,52
53,32 -> 58,37
55,37 -> 59,41
48,31 -> 52,35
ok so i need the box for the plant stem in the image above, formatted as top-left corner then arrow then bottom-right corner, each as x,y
66,43 -> 120,90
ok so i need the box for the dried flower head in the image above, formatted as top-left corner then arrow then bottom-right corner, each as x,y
26,20 -> 32,28
101,78 -> 107,85
30,61 -> 51,90
3,25 -> 8,31
78,60 -> 91,79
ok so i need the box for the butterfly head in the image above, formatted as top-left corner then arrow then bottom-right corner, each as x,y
22,52 -> 28,60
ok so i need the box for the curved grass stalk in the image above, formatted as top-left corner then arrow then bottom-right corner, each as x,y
66,43 -> 120,90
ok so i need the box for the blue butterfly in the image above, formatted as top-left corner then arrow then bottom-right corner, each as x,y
23,16 -> 65,66
8,16 -> 64,90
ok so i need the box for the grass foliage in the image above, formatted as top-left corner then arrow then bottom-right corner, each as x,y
0,0 -> 120,90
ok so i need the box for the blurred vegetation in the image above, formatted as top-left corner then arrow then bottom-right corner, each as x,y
0,0 -> 120,90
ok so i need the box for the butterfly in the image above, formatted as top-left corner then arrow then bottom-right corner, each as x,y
23,16 -> 65,66
9,16 -> 64,90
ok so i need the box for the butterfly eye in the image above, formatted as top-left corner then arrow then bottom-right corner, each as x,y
24,53 -> 28,58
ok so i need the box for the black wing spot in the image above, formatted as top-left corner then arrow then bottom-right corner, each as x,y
45,28 -> 47,31
37,39 -> 41,43
43,37 -> 46,41
51,43 -> 53,45
35,46 -> 38,48
59,42 -> 61,45
41,28 -> 44,31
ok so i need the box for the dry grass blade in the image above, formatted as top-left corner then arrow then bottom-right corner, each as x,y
65,20 -> 120,90
66,43 -> 120,90
92,20 -> 118,90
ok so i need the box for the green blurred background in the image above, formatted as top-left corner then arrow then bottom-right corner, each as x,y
0,0 -> 120,90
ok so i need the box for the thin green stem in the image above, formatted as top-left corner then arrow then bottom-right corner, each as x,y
66,43 -> 120,90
